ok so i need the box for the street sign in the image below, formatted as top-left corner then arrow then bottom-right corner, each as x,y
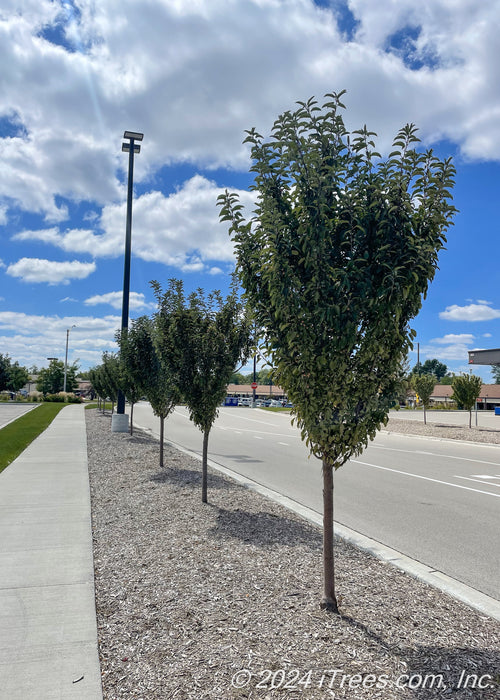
251,382 -> 258,389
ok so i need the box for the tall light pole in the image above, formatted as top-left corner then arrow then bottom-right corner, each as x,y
112,130 -> 143,433
63,325 -> 76,392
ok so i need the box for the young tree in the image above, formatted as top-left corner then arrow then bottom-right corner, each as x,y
126,315 -> 179,468
153,279 -> 252,502
116,329 -> 145,435
88,366 -> 107,412
100,353 -> 121,413
218,92 -> 456,611
452,374 -> 482,428
411,374 -> 436,424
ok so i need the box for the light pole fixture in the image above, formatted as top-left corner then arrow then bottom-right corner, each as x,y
113,130 -> 143,433
63,325 -> 76,392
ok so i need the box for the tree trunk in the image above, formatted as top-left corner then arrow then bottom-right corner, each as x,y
321,459 -> 339,613
469,410 -> 472,429
130,402 -> 134,435
423,403 -> 427,425
202,428 -> 209,503
159,415 -> 164,469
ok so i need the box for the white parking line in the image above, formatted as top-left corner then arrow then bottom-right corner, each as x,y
456,476 -> 500,488
371,443 -> 500,467
352,459 -> 500,499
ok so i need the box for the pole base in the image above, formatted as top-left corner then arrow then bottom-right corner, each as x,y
111,413 -> 129,433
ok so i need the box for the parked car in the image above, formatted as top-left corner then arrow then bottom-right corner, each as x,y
238,397 -> 252,407
268,399 -> 283,407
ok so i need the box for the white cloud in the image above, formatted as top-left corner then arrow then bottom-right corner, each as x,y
1,0 -> 500,222
13,175 -> 254,272
420,332 -> 477,363
430,333 -> 475,345
439,303 -> 500,322
420,342 -> 472,362
483,333 -> 492,338
84,290 -> 155,311
0,310 -> 120,370
6,257 -> 96,285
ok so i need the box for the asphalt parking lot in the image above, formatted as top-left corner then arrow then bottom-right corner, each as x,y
0,403 -> 39,430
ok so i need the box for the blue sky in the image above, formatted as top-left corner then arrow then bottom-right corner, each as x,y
1,0 -> 500,381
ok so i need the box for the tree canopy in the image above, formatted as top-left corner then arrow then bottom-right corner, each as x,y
37,359 -> 78,394
218,91 -> 456,611
0,354 -> 29,394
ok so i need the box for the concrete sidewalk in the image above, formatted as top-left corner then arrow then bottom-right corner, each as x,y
0,404 -> 102,699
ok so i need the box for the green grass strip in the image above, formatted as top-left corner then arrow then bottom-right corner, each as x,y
0,403 -> 67,474
261,406 -> 292,412
85,402 -> 114,411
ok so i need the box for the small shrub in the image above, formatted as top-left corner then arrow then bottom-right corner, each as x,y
43,393 -> 65,403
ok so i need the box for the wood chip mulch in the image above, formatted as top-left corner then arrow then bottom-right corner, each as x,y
86,409 -> 500,699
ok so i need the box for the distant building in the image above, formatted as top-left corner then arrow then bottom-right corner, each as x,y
226,383 -> 286,399
407,384 -> 500,410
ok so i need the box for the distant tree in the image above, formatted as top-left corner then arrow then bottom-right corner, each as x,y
410,361 -> 422,376
410,359 -> 447,380
127,315 -> 179,468
422,359 -> 447,380
230,372 -> 246,385
411,374 -> 436,424
491,366 -> 500,384
439,374 -> 455,385
452,373 -> 482,428
153,279 -> 252,502
37,359 -> 78,394
257,368 -> 273,385
0,354 -> 11,392
218,92 -> 456,611
7,362 -> 30,393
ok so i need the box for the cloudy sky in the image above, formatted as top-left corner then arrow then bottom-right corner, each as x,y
1,0 -> 500,380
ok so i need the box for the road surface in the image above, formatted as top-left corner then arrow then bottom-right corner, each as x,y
132,403 -> 500,600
